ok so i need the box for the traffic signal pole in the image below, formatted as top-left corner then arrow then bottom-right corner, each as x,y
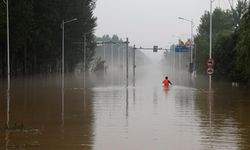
126,38 -> 129,87
133,45 -> 136,87
132,46 -> 169,87
96,39 -> 130,87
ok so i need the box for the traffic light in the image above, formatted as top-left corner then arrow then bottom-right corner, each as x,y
153,46 -> 158,52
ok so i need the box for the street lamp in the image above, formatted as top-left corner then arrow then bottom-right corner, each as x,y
178,17 -> 194,74
61,18 -> 77,126
61,18 -> 77,86
209,0 -> 214,89
209,0 -> 213,60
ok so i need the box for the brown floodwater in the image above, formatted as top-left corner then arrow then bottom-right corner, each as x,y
1,67 -> 250,150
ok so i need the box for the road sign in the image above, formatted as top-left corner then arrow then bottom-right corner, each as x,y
175,46 -> 190,52
207,67 -> 214,75
153,46 -> 158,52
207,58 -> 215,67
185,40 -> 192,48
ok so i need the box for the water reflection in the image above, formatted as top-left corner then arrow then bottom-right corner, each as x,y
196,84 -> 250,150
126,88 -> 129,118
6,87 -> 10,129
61,75 -> 65,131
0,75 -> 94,150
1,73 -> 250,149
5,88 -> 10,150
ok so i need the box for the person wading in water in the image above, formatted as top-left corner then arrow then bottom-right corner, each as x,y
162,76 -> 173,89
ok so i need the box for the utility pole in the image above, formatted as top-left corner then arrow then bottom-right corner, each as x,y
61,18 -> 77,127
126,38 -> 129,87
209,0 -> 213,89
133,45 -> 136,87
96,39 -> 130,87
178,17 -> 194,75
209,0 -> 213,60
61,20 -> 65,127
61,18 -> 77,89
83,34 -> 87,89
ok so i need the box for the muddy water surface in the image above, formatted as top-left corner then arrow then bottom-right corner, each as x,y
0,72 -> 250,150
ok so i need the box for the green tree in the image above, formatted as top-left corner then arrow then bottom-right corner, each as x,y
195,8 -> 234,76
236,1 -> 250,82
231,0 -> 248,28
0,0 -> 97,76
213,32 -> 240,80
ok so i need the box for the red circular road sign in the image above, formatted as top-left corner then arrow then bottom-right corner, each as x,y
207,67 -> 214,75
207,58 -> 215,67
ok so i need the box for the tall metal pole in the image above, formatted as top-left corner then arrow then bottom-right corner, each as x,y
61,18 -> 77,127
82,34 -> 87,109
133,45 -> 136,87
126,38 -> 129,87
103,44 -> 106,63
6,0 -> 10,97
209,0 -> 213,89
209,0 -> 213,60
111,44 -> 114,70
61,21 -> 65,127
62,21 -> 65,91
174,45 -> 176,82
178,17 -> 194,74
103,44 -> 106,75
83,34 -> 87,89
191,19 -> 194,69
194,43 -> 197,77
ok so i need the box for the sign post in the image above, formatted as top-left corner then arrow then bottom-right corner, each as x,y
206,58 -> 215,75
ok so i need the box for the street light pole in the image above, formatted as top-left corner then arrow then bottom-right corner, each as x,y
209,0 -> 213,60
133,45 -> 136,87
83,34 -> 87,74
178,17 -> 194,74
126,38 -> 129,87
209,0 -> 213,89
61,18 -> 77,126
61,18 -> 78,87
62,20 -> 65,91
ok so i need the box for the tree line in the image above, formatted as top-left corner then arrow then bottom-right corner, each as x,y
195,0 -> 250,83
0,0 -> 97,77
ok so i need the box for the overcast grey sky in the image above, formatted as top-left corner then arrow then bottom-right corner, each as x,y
94,0 -> 233,48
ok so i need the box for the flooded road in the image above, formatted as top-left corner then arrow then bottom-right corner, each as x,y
1,66 -> 250,149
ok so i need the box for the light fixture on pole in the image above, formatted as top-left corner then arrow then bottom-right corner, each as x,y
209,0 -> 214,89
61,18 -> 78,87
61,18 -> 77,126
178,17 -> 194,74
